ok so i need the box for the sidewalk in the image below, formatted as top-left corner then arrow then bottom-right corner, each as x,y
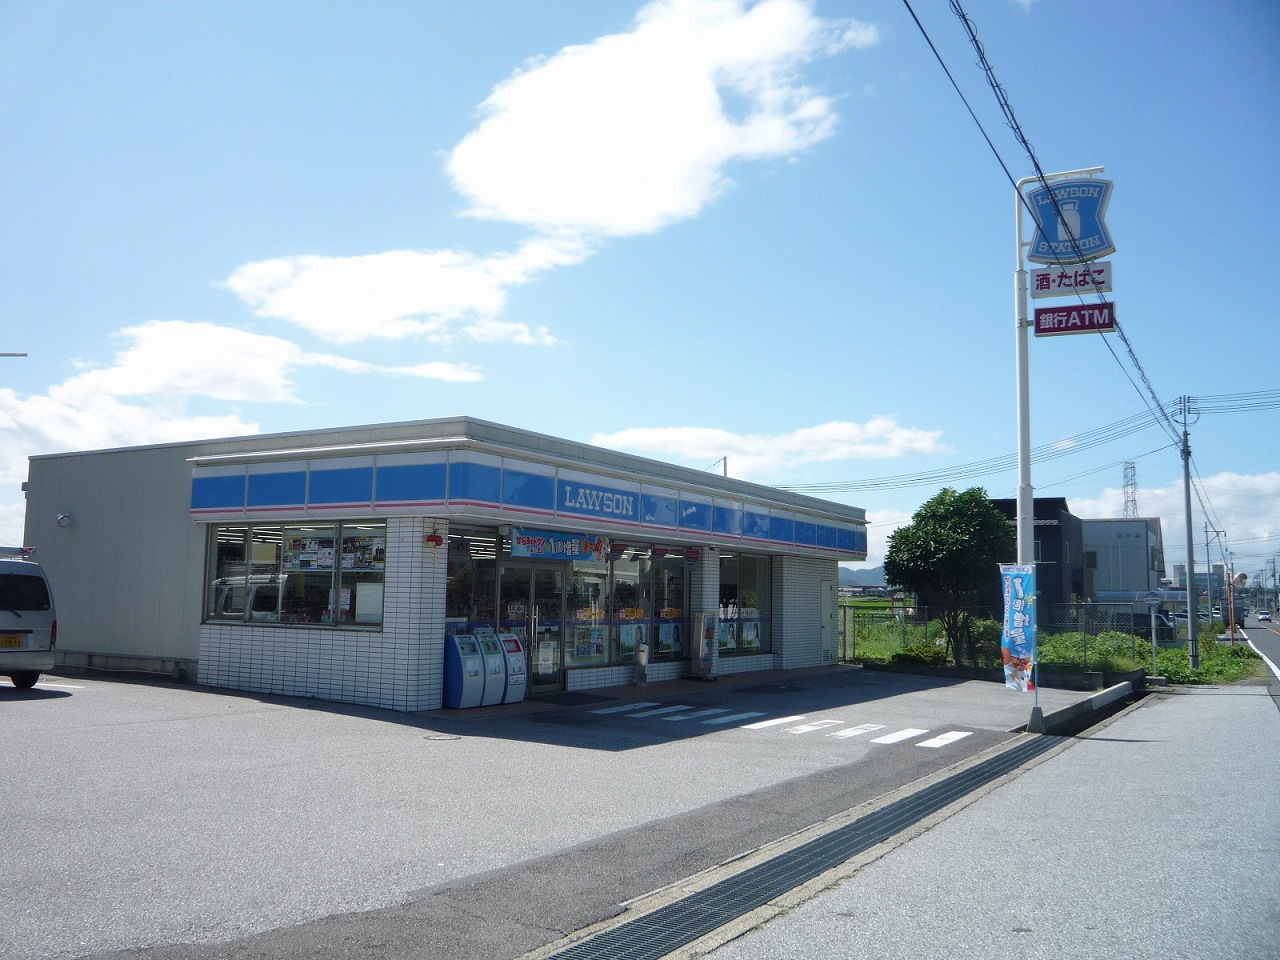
702,679 -> 1280,960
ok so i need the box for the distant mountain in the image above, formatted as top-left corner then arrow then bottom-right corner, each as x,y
840,565 -> 885,587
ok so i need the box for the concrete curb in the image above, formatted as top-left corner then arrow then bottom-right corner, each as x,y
1027,679 -> 1135,733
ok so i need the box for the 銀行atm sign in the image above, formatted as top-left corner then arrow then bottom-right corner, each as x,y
1034,302 -> 1116,337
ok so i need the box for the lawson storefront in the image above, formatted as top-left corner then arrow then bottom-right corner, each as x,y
28,417 -> 866,712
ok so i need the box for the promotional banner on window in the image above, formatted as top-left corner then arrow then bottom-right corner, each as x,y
510,528 -> 609,562
1000,564 -> 1037,692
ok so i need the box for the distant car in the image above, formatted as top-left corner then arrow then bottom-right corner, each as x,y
1260,611 -> 1273,623
0,548 -> 58,690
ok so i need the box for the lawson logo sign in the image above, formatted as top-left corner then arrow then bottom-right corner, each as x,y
558,479 -> 637,522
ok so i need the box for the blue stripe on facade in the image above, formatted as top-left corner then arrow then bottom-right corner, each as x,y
769,516 -> 794,544
641,492 -> 678,528
191,455 -> 867,557
247,471 -> 305,507
743,511 -> 770,541
375,462 -> 446,504
450,462 -> 502,505
309,467 -> 373,505
679,499 -> 712,532
503,470 -> 555,511
713,505 -> 743,537
191,474 -> 246,510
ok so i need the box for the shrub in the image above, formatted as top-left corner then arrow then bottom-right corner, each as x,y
891,643 -> 949,666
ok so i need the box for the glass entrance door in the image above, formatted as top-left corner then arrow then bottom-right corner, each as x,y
500,562 -> 565,693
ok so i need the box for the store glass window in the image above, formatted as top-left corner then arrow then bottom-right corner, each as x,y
718,552 -> 771,655
205,522 -> 385,627
608,552 -> 651,663
446,530 -> 498,635
566,558 -> 609,667
651,555 -> 687,660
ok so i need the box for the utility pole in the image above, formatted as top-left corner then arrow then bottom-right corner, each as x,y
1179,397 -> 1198,669
1205,524 -> 1224,629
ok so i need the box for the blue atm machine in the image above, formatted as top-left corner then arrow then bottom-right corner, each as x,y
498,633 -> 527,704
443,634 -> 485,708
475,632 -> 507,707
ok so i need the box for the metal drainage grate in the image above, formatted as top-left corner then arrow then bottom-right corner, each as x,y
546,734 -> 1064,960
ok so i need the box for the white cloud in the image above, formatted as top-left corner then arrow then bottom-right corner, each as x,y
1066,471 -> 1280,571
448,0 -> 878,237
592,418 -> 946,478
861,506 -> 914,567
226,240 -> 581,345
228,1 -> 876,345
0,320 -> 486,542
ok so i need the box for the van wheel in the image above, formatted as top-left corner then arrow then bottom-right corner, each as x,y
10,672 -> 38,690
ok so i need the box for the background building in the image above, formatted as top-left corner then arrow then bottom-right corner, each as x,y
1082,516 -> 1166,594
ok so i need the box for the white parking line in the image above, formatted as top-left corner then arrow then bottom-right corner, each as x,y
828,723 -> 887,739
787,719 -> 845,734
917,731 -> 973,748
740,715 -> 808,730
627,704 -> 698,718
662,707 -> 731,722
870,727 -> 930,744
591,702 -> 660,714
702,711 -> 770,726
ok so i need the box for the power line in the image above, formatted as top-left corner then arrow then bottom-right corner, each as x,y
942,0 -> 1183,446
780,389 -> 1268,496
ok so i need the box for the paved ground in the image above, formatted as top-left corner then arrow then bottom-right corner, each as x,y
2,663 -> 1094,960
700,679 -> 1280,960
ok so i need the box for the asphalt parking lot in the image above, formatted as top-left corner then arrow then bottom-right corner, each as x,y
2,666 -> 1092,960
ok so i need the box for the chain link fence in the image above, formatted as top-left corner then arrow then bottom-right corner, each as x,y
838,601 -> 1177,671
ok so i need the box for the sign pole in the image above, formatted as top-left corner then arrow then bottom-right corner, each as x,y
1013,166 -> 1105,565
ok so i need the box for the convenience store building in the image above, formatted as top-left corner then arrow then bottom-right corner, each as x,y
23,417 -> 867,712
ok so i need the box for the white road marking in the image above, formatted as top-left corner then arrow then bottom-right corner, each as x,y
702,711 -> 770,726
627,704 -> 698,718
787,719 -> 846,734
740,715 -> 808,729
591,702 -> 660,714
828,723 -> 887,739
662,707 -> 731,721
870,727 -> 930,744
589,704 -> 974,753
917,731 -> 973,748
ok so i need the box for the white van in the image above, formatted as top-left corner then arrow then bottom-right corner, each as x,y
0,547 -> 57,690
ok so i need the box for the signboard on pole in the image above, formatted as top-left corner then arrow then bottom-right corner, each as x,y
1027,178 -> 1115,264
1031,261 -> 1112,299
1034,301 -> 1117,337
1000,564 -> 1037,692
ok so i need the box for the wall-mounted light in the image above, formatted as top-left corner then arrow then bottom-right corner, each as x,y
56,513 -> 73,528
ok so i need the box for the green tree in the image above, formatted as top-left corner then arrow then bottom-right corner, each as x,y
883,487 -> 1015,666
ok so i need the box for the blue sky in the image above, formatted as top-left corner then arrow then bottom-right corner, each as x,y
3,0 -> 1278,580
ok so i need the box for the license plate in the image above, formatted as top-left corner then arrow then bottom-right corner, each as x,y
0,634 -> 22,649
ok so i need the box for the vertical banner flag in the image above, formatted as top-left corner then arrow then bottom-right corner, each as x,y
1000,564 -> 1037,692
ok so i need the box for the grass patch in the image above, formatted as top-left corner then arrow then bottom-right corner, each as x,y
845,617 -> 1263,685
1156,638 -> 1263,684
